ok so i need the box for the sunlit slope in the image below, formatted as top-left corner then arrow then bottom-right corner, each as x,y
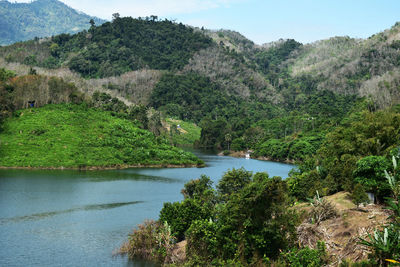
0,104 -> 201,168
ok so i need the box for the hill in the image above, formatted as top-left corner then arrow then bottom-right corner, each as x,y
0,104 -> 202,169
285,23 -> 400,108
0,0 -> 106,46
1,17 -> 400,156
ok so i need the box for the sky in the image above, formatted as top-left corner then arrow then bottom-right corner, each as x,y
13,0 -> 400,44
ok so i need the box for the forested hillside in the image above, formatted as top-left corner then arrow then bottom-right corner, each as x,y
0,0 -> 105,46
286,23 -> 400,108
1,17 -> 400,161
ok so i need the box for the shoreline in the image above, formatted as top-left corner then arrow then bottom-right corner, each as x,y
218,150 -> 296,164
0,163 -> 205,171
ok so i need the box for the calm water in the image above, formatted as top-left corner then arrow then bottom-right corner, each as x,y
0,150 -> 294,267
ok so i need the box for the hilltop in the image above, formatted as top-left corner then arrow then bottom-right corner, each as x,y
0,0 -> 105,46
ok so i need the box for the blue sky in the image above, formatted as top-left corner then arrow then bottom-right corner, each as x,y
14,0 -> 400,44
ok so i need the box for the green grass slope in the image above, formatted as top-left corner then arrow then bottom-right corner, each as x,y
0,104 -> 201,168
165,118 -> 201,146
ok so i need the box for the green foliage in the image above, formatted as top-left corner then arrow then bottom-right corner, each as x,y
185,219 -> 219,264
254,39 -> 302,85
122,220 -> 176,264
92,91 -> 128,113
159,198 -> 213,242
279,241 -> 328,267
287,169 -> 326,200
55,17 -> 211,77
351,184 -> 370,208
0,104 -> 200,168
360,226 -> 400,266
0,0 -> 105,46
0,68 -> 16,126
354,156 -> 392,200
0,68 -> 15,81
294,109 -> 400,197
214,173 -> 298,263
151,73 -> 229,122
359,173 -> 400,266
136,169 -> 300,265
165,118 -> 201,146
181,175 -> 215,204
216,168 -> 252,201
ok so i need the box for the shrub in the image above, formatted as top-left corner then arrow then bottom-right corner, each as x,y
308,192 -> 337,224
351,184 -> 370,208
159,198 -> 212,241
279,241 -> 329,267
120,220 -> 176,264
185,219 -> 219,264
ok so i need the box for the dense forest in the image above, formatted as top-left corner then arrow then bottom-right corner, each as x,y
0,0 -> 105,46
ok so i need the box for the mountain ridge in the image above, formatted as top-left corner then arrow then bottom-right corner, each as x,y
0,0 -> 106,46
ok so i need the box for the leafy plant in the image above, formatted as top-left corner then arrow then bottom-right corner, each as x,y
279,241 -> 329,267
308,191 -> 337,224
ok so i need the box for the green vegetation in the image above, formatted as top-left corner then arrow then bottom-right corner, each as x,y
351,184 -> 370,208
277,241 -> 329,267
0,0 -> 105,46
123,169 -> 300,265
1,16 -> 212,78
287,107 -> 400,201
359,159 -> 400,266
0,104 -> 201,168
165,118 -> 201,146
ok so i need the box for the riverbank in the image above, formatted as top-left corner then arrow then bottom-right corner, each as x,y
218,150 -> 296,164
0,162 -> 205,171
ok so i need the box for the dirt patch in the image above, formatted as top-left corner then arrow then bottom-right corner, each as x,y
297,192 -> 389,265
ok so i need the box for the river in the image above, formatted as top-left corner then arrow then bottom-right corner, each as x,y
0,150 -> 294,267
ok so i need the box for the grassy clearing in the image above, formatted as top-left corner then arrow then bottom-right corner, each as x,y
165,118 -> 201,146
0,104 -> 202,168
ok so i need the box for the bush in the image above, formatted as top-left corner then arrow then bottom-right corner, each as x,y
185,219 -> 219,264
308,192 -> 337,225
279,241 -> 329,267
120,220 -> 176,264
351,184 -> 370,208
159,198 -> 213,241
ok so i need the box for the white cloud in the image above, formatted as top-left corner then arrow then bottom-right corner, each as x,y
12,0 -> 243,20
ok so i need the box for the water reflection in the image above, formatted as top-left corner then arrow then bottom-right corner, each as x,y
0,201 -> 143,225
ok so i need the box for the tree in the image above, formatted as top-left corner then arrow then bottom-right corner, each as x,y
351,184 -> 369,209
89,19 -> 95,28
215,173 -> 298,263
217,168 -> 252,201
225,133 -> 232,151
181,175 -> 215,204
112,13 -> 120,21
354,156 -> 392,202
